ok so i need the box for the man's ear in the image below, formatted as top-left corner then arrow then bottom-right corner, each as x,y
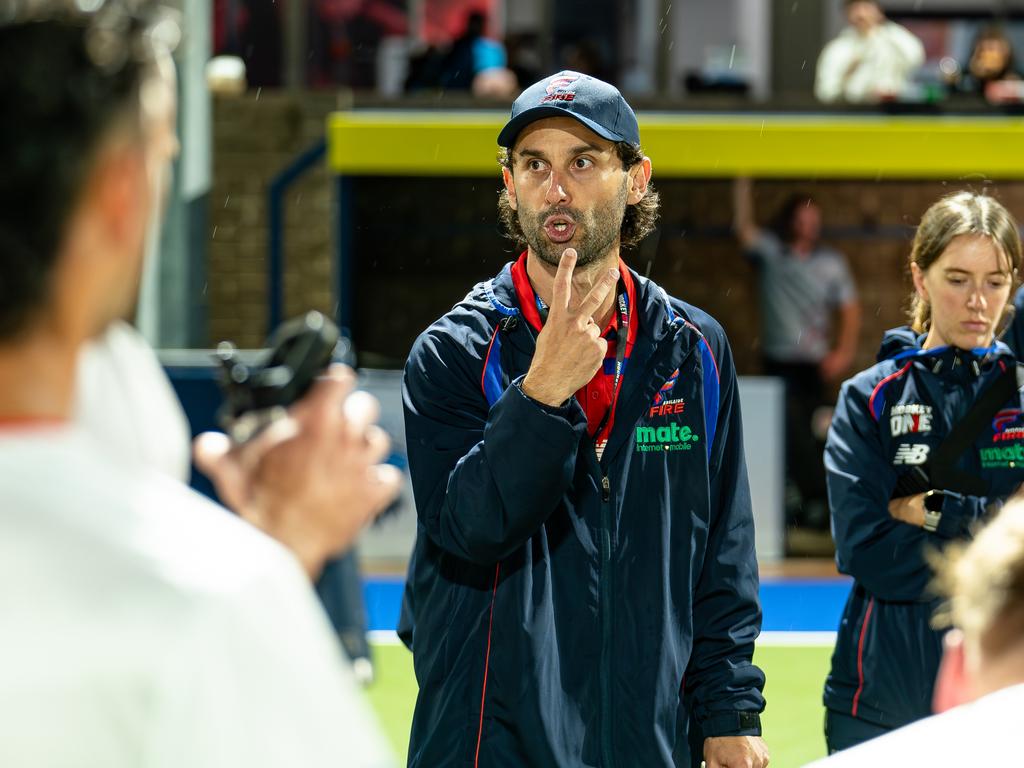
933,629 -> 969,713
626,157 -> 652,205
502,165 -> 517,211
90,142 -> 149,249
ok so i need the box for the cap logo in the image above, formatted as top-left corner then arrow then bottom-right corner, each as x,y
541,74 -> 580,103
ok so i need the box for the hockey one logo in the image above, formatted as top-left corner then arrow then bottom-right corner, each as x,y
893,443 -> 929,466
541,74 -> 580,103
635,422 -> 699,452
890,403 -> 932,437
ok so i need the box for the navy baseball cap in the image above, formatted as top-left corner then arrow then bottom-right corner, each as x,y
497,71 -> 640,148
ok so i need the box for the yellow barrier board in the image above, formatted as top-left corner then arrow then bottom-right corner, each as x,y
326,110 -> 1024,179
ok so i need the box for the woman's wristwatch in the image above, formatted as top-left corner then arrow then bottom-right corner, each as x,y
922,489 -> 944,532
922,488 -> 966,532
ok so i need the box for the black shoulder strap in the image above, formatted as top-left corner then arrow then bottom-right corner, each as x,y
893,363 -> 1021,497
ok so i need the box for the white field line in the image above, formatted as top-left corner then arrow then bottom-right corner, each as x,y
368,630 -> 837,647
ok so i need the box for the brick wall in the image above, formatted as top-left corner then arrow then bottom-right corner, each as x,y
208,95 -> 1024,378
208,91 -> 339,348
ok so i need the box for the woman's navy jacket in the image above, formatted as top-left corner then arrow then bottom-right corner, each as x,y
824,327 -> 1023,728
399,263 -> 765,767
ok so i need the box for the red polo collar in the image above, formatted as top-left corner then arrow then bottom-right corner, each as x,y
509,251 -> 638,344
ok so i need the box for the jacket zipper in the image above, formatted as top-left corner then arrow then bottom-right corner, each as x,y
594,329 -> 685,768
598,461 -> 614,767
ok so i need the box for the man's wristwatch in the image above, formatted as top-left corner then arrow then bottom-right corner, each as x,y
922,489 -> 944,532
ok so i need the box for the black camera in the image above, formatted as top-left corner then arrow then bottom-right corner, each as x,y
215,311 -> 343,443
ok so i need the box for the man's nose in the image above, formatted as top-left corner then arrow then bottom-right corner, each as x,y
544,171 -> 570,206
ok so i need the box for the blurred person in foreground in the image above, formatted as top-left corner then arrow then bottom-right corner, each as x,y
821,192 -> 1023,753
733,178 -> 861,533
815,0 -> 924,104
400,71 -> 767,768
808,495 -> 1024,766
0,3 -> 400,766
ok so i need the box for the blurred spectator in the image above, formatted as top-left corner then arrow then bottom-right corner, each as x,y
438,10 -> 508,91
405,43 -> 445,92
733,178 -> 861,533
961,26 -> 1022,103
815,0 -> 924,103
471,67 -> 518,99
808,497 -> 1024,766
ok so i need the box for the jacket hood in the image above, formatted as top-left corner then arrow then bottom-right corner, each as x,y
876,326 -> 921,362
876,325 -> 1013,369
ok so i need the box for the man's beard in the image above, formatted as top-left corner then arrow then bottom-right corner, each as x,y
518,183 -> 628,268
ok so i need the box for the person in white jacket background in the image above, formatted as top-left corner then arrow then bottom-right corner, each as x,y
815,1 -> 925,103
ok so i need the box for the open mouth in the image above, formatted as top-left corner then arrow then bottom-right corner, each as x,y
543,214 -> 577,244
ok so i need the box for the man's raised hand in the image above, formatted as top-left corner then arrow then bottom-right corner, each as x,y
521,248 -> 619,407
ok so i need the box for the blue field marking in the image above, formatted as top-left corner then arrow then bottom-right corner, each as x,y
363,575 -> 853,634
365,576 -> 406,634
759,578 -> 852,632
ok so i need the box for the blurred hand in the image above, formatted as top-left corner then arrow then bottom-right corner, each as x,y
194,364 -> 403,578
704,735 -> 770,768
819,350 -> 853,383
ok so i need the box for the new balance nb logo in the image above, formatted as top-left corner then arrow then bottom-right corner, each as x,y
893,443 -> 929,466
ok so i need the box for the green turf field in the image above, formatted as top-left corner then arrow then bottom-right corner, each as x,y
366,641 -> 834,768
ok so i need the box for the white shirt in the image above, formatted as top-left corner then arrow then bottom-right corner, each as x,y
0,427 -> 396,768
75,321 -> 192,482
815,22 -> 925,103
806,683 -> 1024,766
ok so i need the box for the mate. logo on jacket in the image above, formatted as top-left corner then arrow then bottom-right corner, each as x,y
635,370 -> 702,454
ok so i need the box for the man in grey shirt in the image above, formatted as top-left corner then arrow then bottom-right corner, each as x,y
734,178 -> 861,532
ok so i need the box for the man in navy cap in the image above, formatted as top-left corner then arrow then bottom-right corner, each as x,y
400,71 -> 768,768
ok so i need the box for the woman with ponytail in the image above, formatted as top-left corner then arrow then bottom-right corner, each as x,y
821,191 -> 1024,753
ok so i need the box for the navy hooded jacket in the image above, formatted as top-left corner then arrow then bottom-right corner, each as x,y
824,327 -> 1024,729
400,262 -> 765,768
1002,284 -> 1024,358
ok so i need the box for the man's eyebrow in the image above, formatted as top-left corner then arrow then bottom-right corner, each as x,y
514,142 -> 609,162
515,147 -> 549,161
568,142 -> 606,156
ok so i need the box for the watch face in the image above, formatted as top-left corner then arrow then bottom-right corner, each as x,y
925,491 -> 944,512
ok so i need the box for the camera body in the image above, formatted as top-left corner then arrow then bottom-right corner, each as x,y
215,311 -> 342,443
